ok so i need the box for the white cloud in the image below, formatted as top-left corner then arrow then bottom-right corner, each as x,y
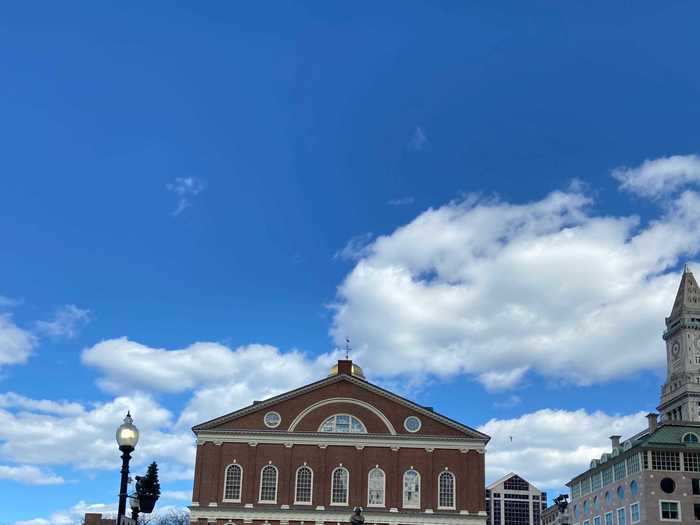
13,501 -> 190,525
613,154 -> 700,198
0,464 -> 64,485
409,126 -> 427,151
478,367 -> 529,391
0,393 -> 192,471
0,392 -> 85,416
331,182 -> 700,387
493,394 -> 522,409
0,314 -> 36,369
479,408 -> 648,490
388,197 -> 415,206
0,295 -> 21,308
14,501 -> 116,525
166,177 -> 206,216
161,490 -> 192,502
334,233 -> 375,261
35,304 -> 91,339
82,338 -> 332,428
82,339 -> 327,395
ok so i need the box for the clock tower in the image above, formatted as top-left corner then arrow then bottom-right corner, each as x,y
658,265 -> 700,421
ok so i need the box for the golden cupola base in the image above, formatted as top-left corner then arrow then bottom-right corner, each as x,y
329,359 -> 365,379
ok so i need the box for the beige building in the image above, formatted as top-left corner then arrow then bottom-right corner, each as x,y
485,473 -> 547,525
566,267 -> 700,525
541,501 -> 570,525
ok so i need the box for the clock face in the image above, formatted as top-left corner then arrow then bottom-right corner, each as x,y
672,342 -> 681,359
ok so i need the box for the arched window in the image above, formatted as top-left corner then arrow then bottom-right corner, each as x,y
438,471 -> 455,509
259,465 -> 278,503
683,432 -> 699,444
367,467 -> 386,507
403,470 -> 421,509
223,464 -> 242,502
295,465 -> 313,504
331,467 -> 349,505
319,414 -> 367,433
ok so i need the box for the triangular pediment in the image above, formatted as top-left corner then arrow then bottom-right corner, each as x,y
192,371 -> 488,442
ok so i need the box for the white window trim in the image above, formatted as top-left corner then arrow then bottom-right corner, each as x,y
604,511 -> 613,525
658,499 -> 682,522
258,465 -> 278,504
437,471 -> 456,510
616,506 -> 626,525
367,467 -> 386,507
629,501 -> 640,524
264,411 -> 281,429
318,413 -> 368,434
404,416 -> 422,433
222,463 -> 243,503
402,470 -> 421,509
593,515 -> 601,525
583,520 -> 590,525
330,466 -> 349,506
293,465 -> 313,505
682,431 -> 700,443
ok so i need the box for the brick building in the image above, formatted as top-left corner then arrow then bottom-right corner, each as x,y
189,359 -> 490,525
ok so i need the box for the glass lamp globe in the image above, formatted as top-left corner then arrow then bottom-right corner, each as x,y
116,411 -> 139,450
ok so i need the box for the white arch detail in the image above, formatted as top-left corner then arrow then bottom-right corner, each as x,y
287,397 -> 397,435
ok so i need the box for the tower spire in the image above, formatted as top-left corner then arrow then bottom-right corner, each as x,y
668,265 -> 700,320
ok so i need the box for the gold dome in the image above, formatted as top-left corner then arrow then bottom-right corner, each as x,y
329,362 -> 365,379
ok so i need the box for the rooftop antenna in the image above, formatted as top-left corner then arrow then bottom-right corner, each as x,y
685,263 -> 690,274
345,337 -> 351,360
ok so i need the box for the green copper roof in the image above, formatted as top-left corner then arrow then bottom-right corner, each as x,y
635,423 -> 700,448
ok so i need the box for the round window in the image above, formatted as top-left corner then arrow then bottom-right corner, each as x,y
660,477 -> 676,494
404,416 -> 422,433
264,411 -> 281,428
630,480 -> 638,496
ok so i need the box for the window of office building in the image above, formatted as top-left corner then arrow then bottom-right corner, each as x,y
503,475 -> 530,491
602,467 -> 613,485
614,462 -> 626,481
685,452 -> 700,472
651,451 -> 680,471
630,502 -> 640,524
660,501 -> 680,520
503,499 -> 529,525
626,454 -> 641,475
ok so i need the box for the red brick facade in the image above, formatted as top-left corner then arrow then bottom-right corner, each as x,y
190,361 -> 489,525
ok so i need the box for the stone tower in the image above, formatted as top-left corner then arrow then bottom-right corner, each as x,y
658,265 -> 700,421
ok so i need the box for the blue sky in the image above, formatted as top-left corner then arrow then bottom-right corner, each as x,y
3,2 -> 700,523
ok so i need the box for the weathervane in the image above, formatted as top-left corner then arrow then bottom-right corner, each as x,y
345,337 -> 351,360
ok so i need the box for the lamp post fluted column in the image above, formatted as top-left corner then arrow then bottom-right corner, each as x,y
118,445 -> 134,522
115,412 -> 140,525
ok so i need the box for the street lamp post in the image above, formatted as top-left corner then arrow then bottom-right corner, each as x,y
116,412 -> 140,525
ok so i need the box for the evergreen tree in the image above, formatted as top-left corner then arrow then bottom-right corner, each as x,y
137,462 -> 161,498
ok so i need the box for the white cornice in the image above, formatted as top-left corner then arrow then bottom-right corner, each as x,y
189,506 -> 486,525
196,431 -> 485,452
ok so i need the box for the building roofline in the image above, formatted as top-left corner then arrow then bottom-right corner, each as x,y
192,370 -> 490,442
